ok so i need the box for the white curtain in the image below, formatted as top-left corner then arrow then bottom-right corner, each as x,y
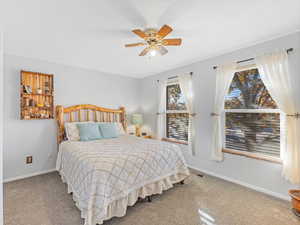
256,50 -> 300,184
211,63 -> 237,161
178,74 -> 195,155
156,80 -> 167,140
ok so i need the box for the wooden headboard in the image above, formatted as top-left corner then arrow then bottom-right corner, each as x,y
56,104 -> 126,144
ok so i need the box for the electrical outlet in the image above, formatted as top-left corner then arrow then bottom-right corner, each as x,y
26,156 -> 33,164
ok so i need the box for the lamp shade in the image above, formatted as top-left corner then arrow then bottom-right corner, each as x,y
131,114 -> 143,125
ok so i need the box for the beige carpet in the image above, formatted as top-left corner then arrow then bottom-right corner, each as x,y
4,171 -> 299,225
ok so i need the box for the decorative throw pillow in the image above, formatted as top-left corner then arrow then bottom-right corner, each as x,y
77,123 -> 103,141
65,122 -> 124,141
65,122 -> 92,141
116,123 -> 126,135
98,123 -> 118,139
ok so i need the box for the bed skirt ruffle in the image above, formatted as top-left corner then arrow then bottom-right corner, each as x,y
59,169 -> 190,225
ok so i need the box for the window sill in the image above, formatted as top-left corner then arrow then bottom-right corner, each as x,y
222,148 -> 282,164
161,138 -> 188,145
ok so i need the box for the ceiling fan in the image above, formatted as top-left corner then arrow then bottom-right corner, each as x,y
125,24 -> 182,56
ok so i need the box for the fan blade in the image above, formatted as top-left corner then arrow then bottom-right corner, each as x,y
132,29 -> 147,39
139,48 -> 150,56
158,46 -> 168,55
157,25 -> 173,38
163,38 -> 182,46
125,42 -> 146,47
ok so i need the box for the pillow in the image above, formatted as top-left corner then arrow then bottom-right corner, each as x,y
116,123 -> 126,135
77,123 -> 103,141
65,122 -> 92,141
65,122 -> 124,141
98,123 -> 118,139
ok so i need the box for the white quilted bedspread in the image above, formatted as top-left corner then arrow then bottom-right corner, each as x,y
56,135 -> 190,225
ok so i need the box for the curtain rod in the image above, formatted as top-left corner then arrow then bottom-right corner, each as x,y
213,48 -> 294,70
157,72 -> 193,82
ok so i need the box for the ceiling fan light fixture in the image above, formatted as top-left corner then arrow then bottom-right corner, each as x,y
149,49 -> 157,57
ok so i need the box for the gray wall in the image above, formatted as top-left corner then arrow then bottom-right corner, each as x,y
140,32 -> 300,199
3,55 -> 140,181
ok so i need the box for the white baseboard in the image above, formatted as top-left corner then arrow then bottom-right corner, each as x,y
188,165 -> 290,201
3,168 -> 56,183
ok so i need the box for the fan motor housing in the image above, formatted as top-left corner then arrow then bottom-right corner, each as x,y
144,28 -> 158,36
144,28 -> 162,46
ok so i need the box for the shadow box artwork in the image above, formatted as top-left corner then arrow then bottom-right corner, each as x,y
20,70 -> 54,120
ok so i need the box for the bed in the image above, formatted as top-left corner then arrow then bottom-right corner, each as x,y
55,104 -> 190,225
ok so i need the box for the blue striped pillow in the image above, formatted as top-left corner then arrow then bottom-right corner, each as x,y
98,123 -> 118,139
77,123 -> 103,141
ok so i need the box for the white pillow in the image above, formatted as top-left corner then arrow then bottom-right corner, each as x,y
65,122 -> 92,141
65,122 -> 126,141
116,123 -> 126,135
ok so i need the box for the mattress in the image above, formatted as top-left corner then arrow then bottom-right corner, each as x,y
56,135 -> 190,225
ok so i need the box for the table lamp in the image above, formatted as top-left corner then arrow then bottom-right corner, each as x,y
131,114 -> 143,137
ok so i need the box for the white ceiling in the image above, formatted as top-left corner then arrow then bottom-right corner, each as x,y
0,0 -> 299,78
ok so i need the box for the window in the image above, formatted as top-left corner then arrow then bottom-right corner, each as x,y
225,68 -> 281,158
166,83 -> 189,142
